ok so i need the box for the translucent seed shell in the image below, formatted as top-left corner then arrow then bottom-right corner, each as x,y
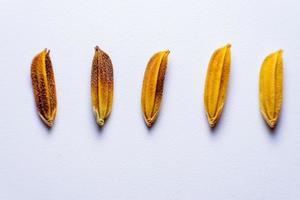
91,46 -> 114,126
259,49 -> 283,128
204,44 -> 231,127
31,49 -> 57,127
141,50 -> 170,127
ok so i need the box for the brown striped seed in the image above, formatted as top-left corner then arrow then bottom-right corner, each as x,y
259,49 -> 283,128
141,50 -> 170,127
31,49 -> 57,127
204,44 -> 231,127
91,46 -> 114,126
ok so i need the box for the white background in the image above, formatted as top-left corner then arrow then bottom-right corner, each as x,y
0,0 -> 300,199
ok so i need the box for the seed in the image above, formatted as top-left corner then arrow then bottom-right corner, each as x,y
259,49 -> 283,128
91,46 -> 114,126
141,50 -> 170,127
204,44 -> 231,127
31,49 -> 57,127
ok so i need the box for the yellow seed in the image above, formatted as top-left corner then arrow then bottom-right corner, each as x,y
259,49 -> 283,128
204,44 -> 231,127
141,50 -> 170,127
31,49 -> 57,127
91,46 -> 114,126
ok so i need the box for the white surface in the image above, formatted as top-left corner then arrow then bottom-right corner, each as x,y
0,0 -> 300,199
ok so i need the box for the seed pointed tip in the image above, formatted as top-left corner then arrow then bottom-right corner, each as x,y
39,114 -> 54,128
97,118 -> 105,126
277,49 -> 283,54
41,48 -> 48,54
46,122 -> 54,128
225,43 -> 231,48
145,119 -> 153,128
40,48 -> 50,57
43,119 -> 54,128
208,121 -> 216,128
207,116 -> 217,128
267,120 -> 277,129
95,46 -> 100,51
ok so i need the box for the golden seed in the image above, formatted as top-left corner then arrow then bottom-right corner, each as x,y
259,49 -> 283,128
91,46 -> 114,126
204,44 -> 231,127
141,50 -> 170,127
31,49 -> 57,127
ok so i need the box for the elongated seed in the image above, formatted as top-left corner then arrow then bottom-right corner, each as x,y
91,46 -> 114,126
259,49 -> 283,128
204,44 -> 231,127
141,50 -> 170,127
31,49 -> 57,127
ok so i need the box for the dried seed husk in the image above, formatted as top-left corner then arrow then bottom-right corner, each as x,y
91,46 -> 114,126
259,49 -> 283,128
141,50 -> 170,127
31,49 -> 57,127
204,44 -> 231,127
